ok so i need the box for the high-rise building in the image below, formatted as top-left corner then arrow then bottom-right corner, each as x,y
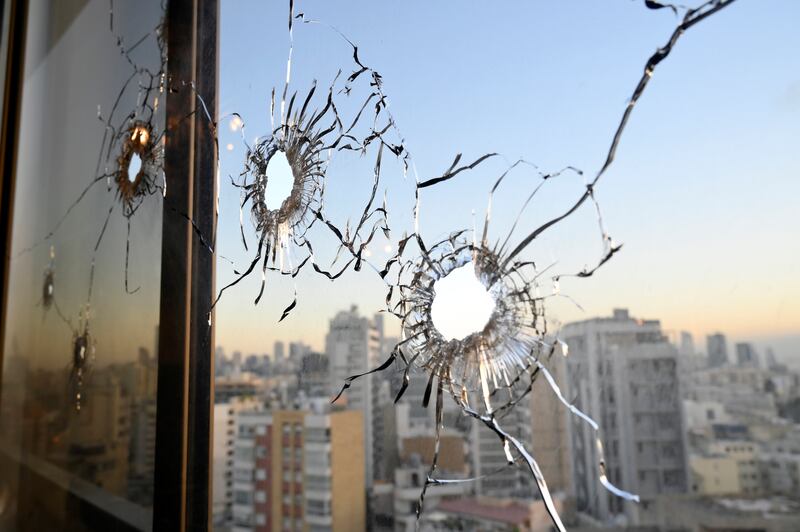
764,347 -> 779,370
706,333 -> 729,368
64,370 -> 131,496
122,348 -> 158,504
213,397 -> 259,528
393,435 -> 470,531
288,342 -> 310,367
530,350 -> 573,501
304,409 -> 366,532
325,306 -> 381,485
298,352 -> 329,399
229,407 -> 365,532
274,341 -> 285,365
679,331 -> 695,356
562,309 -> 689,525
735,342 -> 759,368
215,345 -> 227,376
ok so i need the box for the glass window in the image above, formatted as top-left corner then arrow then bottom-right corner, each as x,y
205,2 -> 799,532
0,1 -> 168,529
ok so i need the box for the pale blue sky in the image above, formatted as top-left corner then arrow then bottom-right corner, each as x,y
215,1 -> 800,363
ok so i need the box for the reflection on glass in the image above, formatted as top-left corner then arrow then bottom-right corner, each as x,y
0,1 -> 164,529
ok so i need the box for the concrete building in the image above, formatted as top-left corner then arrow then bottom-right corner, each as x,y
425,497 -> 565,532
683,399 -> 730,431
760,452 -> 800,496
274,341 -> 285,366
213,398 -> 259,528
118,348 -> 158,505
562,309 -> 689,525
707,441 -> 762,495
684,366 -> 778,420
470,398 -> 532,497
690,454 -> 741,495
765,347 -> 779,370
639,495 -> 800,531
230,407 -> 365,532
62,369 -> 131,497
325,306 -> 381,485
706,333 -> 729,368
735,342 -> 759,368
297,353 -> 329,399
304,409 -> 366,532
393,456 -> 472,532
289,342 -> 311,372
530,350 -> 573,499
216,374 -> 264,404
679,331 -> 695,357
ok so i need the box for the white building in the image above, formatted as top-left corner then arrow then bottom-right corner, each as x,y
683,399 -> 731,430
325,305 -> 382,485
562,309 -> 690,525
213,398 -> 259,529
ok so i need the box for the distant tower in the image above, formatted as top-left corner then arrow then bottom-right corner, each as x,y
274,341 -> 285,364
231,350 -> 242,377
765,347 -> 779,369
325,305 -> 381,485
679,331 -> 695,356
735,342 -> 759,368
706,333 -> 728,367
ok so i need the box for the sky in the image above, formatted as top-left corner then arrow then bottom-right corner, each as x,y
214,1 -> 800,364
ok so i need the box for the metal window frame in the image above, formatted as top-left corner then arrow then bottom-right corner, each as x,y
0,0 -> 219,530
153,0 -> 218,529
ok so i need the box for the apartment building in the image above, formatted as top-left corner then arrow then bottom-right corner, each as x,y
562,309 -> 689,525
230,408 -> 364,532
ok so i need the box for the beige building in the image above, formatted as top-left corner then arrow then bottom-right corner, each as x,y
691,440 -> 766,497
708,441 -> 762,495
690,455 -> 740,495
530,350 -> 573,496
230,406 -> 365,532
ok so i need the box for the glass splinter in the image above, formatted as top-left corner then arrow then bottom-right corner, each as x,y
332,2 -> 740,530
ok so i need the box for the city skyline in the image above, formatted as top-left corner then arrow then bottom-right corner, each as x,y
214,302 -> 800,370
212,304 -> 800,531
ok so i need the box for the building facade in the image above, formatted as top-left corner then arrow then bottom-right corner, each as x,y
562,309 -> 690,525
706,333 -> 729,368
229,407 -> 365,532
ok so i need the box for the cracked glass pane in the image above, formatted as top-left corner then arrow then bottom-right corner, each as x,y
210,1 -> 800,531
0,0 -> 165,527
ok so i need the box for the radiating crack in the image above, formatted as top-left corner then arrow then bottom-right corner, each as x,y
333,2 -> 739,530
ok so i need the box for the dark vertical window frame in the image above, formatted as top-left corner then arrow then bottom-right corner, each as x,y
0,0 -> 26,411
153,0 -> 218,531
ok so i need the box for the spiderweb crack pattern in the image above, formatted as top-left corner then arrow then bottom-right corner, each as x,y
332,2 -> 739,530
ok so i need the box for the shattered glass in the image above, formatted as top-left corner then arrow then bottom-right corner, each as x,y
0,0 -> 749,529
13,0 -> 167,412
212,0 -> 411,320
0,0 -> 167,519
322,1 -> 740,529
